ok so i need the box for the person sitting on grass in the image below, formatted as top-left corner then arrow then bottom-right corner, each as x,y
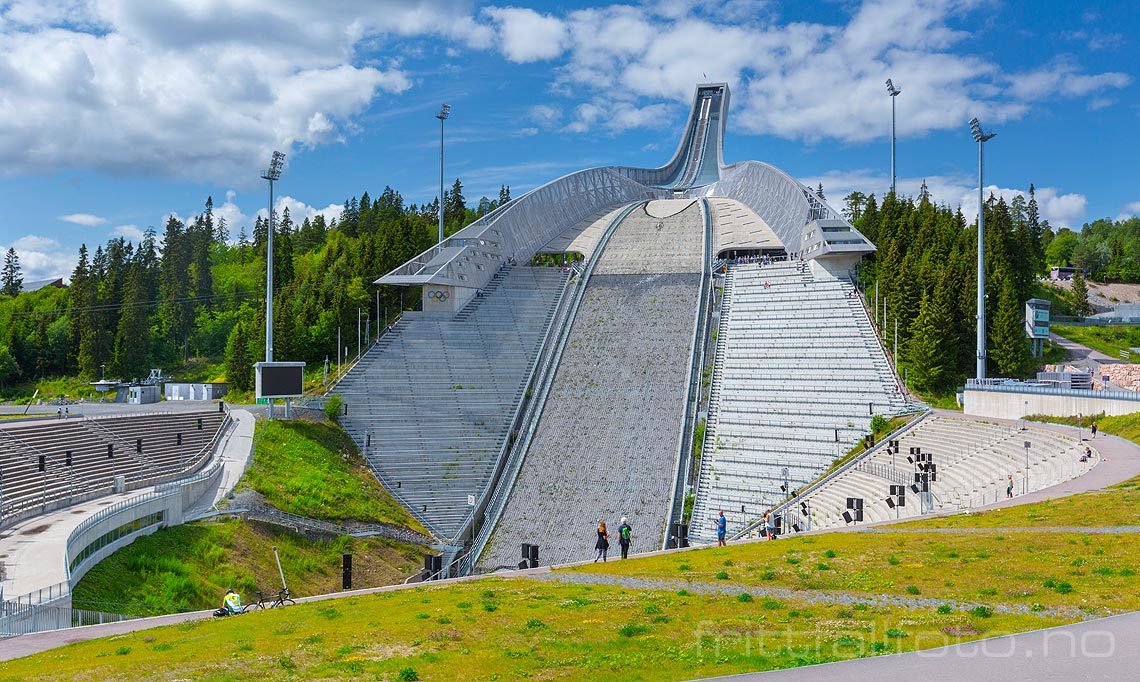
223,589 -> 243,614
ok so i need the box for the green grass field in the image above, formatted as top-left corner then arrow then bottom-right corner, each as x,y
239,420 -> 426,532
1052,324 -> 1140,360
3,576 -> 1063,681
72,517 -> 423,618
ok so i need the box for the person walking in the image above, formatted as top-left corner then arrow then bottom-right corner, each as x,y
594,520 -> 610,562
764,509 -> 777,540
715,511 -> 728,547
1091,422 -> 1098,439
1007,475 -> 1014,499
617,517 -> 632,559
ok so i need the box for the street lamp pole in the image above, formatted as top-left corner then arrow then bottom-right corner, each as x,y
886,79 -> 902,195
970,118 -> 996,380
436,104 -> 451,244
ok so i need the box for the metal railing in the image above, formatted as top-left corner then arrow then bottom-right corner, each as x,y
1,600 -> 129,637
966,380 -> 1140,402
730,408 -> 931,540
460,200 -> 645,574
663,197 -> 713,547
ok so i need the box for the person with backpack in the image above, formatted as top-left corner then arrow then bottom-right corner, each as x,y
594,520 -> 610,562
617,517 -> 632,559
715,510 -> 728,546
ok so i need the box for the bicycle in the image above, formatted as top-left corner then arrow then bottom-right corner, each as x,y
249,588 -> 296,609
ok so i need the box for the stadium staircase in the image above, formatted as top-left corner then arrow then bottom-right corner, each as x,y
689,260 -> 907,542
333,265 -> 568,542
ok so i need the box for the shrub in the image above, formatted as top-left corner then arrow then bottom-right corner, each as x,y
906,585 -> 920,595
816,563 -> 831,571
619,624 -> 649,637
871,414 -> 889,433
937,604 -> 953,615
323,394 -> 343,422
644,605 -> 662,614
885,628 -> 907,638
398,668 -> 420,681
887,555 -> 900,566
760,570 -> 777,581
971,606 -> 994,618
737,593 -> 753,603
715,571 -> 729,580
526,619 -> 545,629
115,647 -> 131,656
823,549 -> 837,558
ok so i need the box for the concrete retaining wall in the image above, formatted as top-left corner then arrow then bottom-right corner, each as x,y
965,388 -> 1140,420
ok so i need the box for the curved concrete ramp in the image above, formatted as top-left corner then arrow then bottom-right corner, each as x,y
481,202 -> 704,568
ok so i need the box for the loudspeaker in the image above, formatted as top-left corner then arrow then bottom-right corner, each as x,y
855,509 -> 864,522
842,511 -> 853,524
521,543 -> 532,559
136,437 -> 142,453
518,560 -> 529,570
38,455 -> 45,472
342,553 -> 352,590
791,523 -> 801,533
176,433 -> 182,446
66,450 -> 72,467
886,497 -> 895,509
528,544 -> 539,568
910,484 -> 920,494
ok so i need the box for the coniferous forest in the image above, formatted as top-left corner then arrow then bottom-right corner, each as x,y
0,181 -> 510,394
2,176 -> 1139,399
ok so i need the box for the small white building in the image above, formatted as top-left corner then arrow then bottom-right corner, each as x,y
127,385 -> 161,404
164,382 -> 228,401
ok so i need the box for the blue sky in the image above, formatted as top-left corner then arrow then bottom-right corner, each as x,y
0,0 -> 1136,280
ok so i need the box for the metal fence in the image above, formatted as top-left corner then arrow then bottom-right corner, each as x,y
965,380 -> 1140,402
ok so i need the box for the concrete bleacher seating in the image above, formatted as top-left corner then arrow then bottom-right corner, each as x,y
690,260 -> 906,542
0,410 -> 227,523
764,414 -> 1098,532
333,265 -> 568,541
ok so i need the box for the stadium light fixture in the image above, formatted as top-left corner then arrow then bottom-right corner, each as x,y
436,104 -> 451,245
885,79 -> 901,194
260,150 -> 286,365
968,118 -> 995,379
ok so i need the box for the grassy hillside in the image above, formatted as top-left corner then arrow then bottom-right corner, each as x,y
240,419 -> 427,533
7,575 -> 1062,681
1052,324 -> 1140,359
72,517 -> 422,618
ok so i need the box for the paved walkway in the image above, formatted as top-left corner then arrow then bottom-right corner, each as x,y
1049,332 -> 1120,366
0,410 -> 254,601
184,409 -> 255,519
709,610 -> 1140,682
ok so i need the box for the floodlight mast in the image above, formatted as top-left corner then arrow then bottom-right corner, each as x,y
261,150 -> 286,363
968,118 -> 995,380
436,104 -> 451,244
886,79 -> 901,195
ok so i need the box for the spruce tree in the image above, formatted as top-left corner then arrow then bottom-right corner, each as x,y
1070,272 -> 1092,317
224,319 -> 253,391
1,247 -> 22,296
906,271 -> 955,390
113,262 -> 152,380
990,273 -> 1032,377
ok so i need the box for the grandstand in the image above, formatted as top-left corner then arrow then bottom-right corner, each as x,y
0,411 -> 226,528
334,265 -> 567,540
740,413 -> 1098,535
689,259 -> 907,541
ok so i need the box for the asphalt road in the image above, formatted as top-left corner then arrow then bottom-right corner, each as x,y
704,610 -> 1140,682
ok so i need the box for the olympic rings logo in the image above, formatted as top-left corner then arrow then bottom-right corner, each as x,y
427,290 -> 450,302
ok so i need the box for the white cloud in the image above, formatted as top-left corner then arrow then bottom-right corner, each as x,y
799,169 -> 1088,228
58,213 -> 107,226
1,234 -> 75,281
478,0 -> 1129,141
254,196 -> 343,227
1116,201 -> 1140,221
0,1 -> 493,182
111,224 -> 145,242
484,7 -> 569,62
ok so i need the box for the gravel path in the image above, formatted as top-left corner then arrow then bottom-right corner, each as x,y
532,570 -> 1085,620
